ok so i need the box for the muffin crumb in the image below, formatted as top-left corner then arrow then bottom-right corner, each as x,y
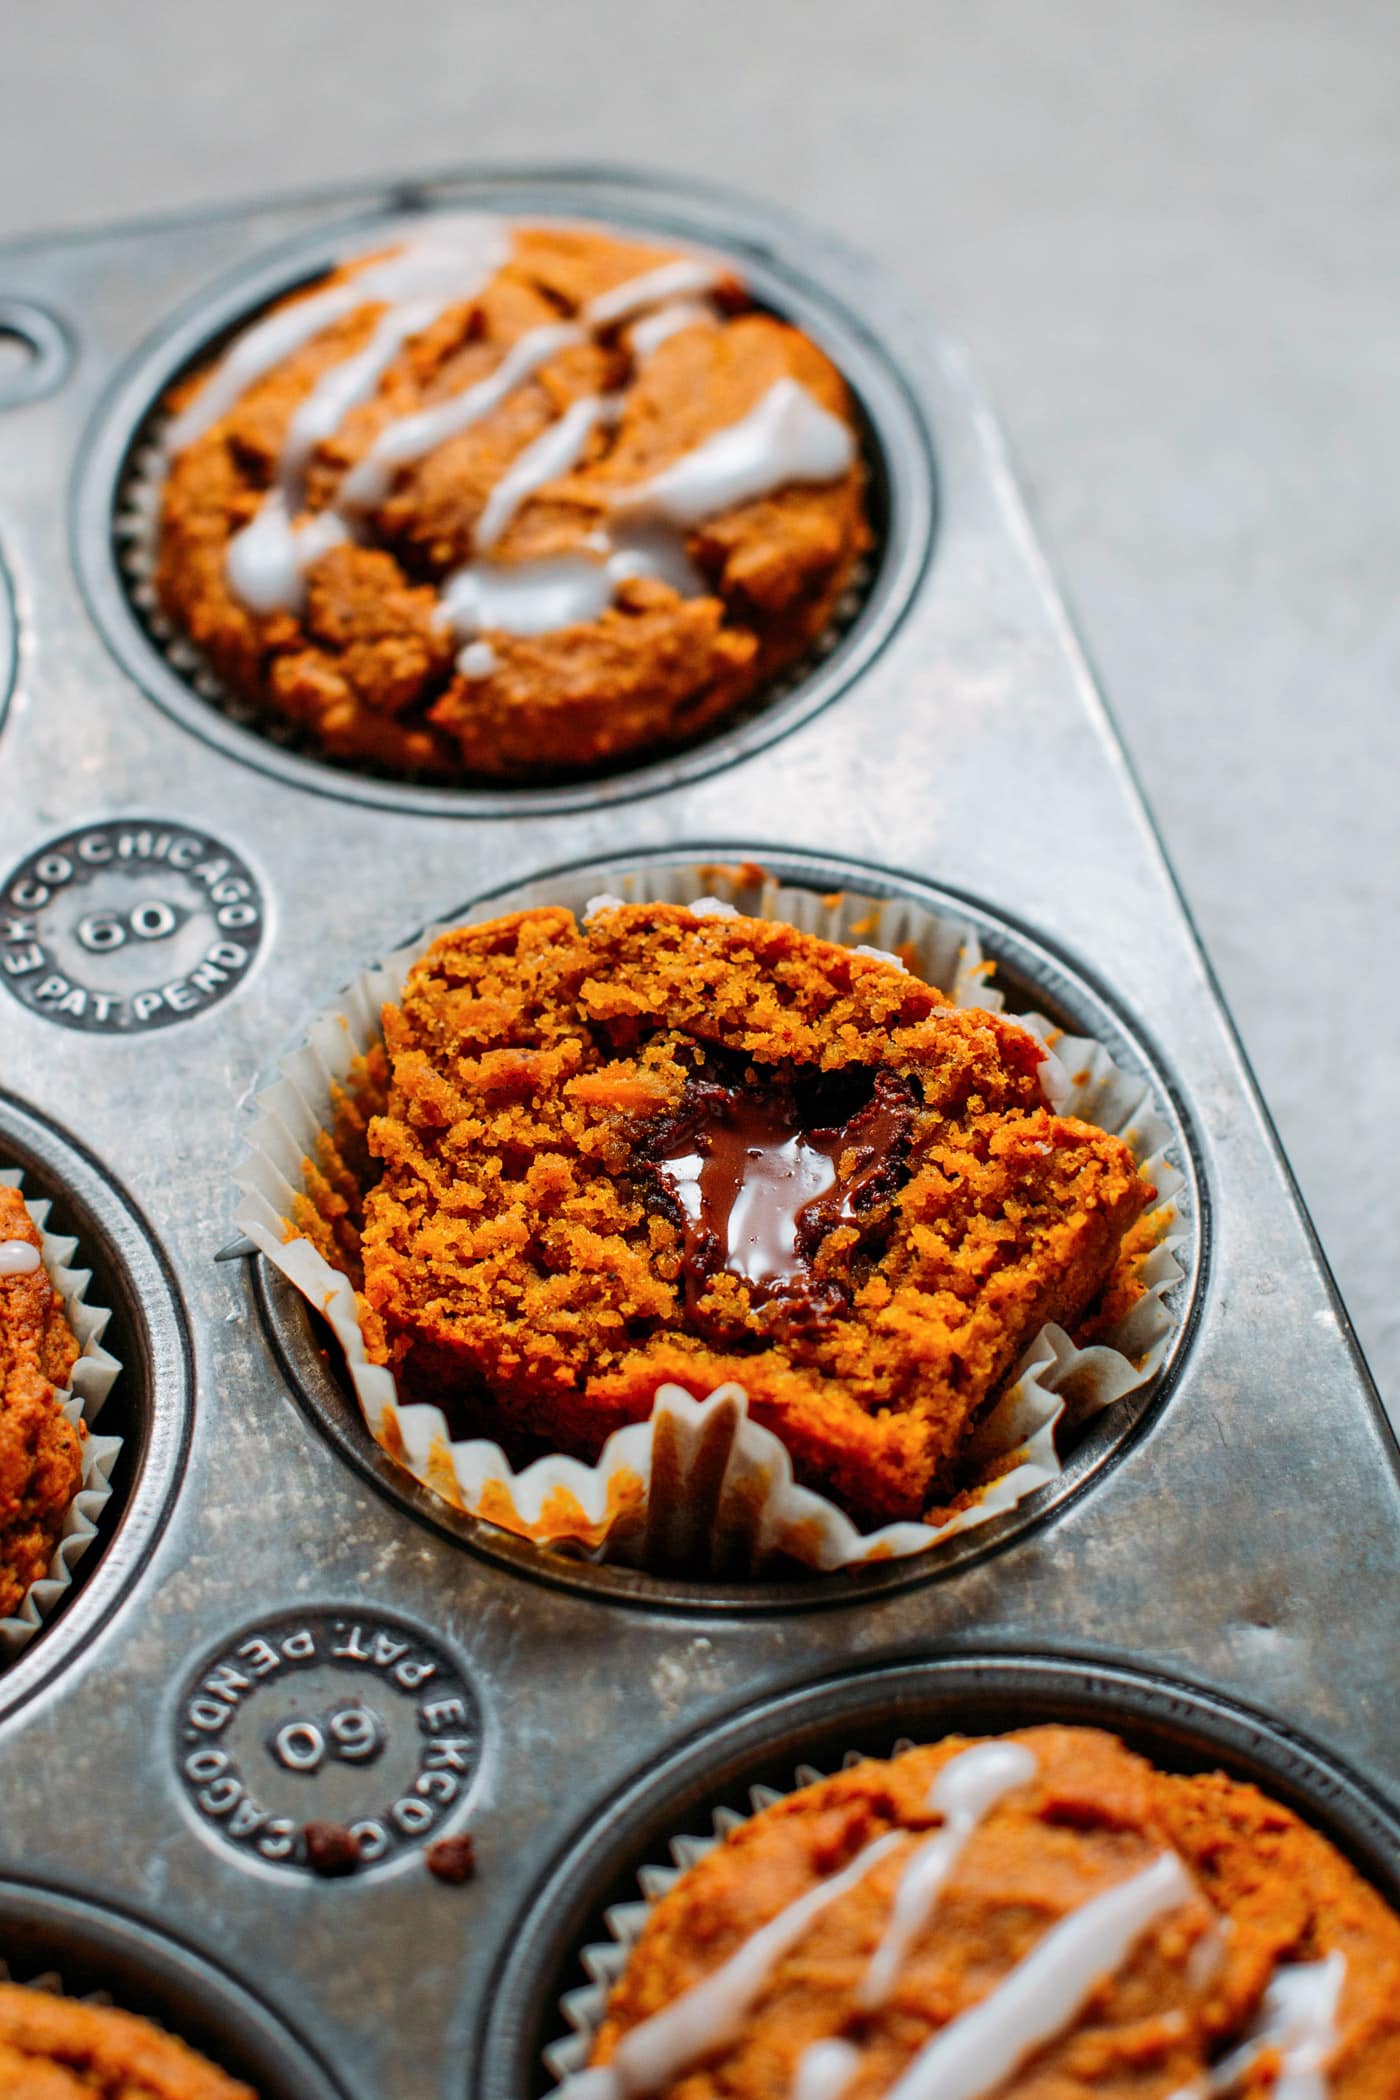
302,1819 -> 362,1877
425,1833 -> 477,1884
0,1981 -> 254,2097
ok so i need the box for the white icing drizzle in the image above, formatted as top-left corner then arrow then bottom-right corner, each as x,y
599,523 -> 703,597
438,377 -> 841,644
219,218 -> 509,609
456,639 -> 500,679
439,551 -> 617,639
584,893 -> 627,916
474,394 -> 606,552
629,299 -> 719,357
791,2038 -> 860,2100
559,1832 -> 905,2100
339,319 -> 584,511
438,523 -> 703,645
0,1238 -> 41,1276
687,897 -> 740,918
205,231 -> 852,644
585,256 -> 729,329
858,1741 -> 1037,2010
279,294 -> 443,491
882,1850 -> 1197,2100
610,377 -> 855,528
1185,1913 -> 1232,1995
167,283 -> 366,454
224,492 -> 348,616
1257,1955 -> 1347,2100
166,214 -> 508,453
853,944 -> 907,972
338,258 -> 724,516
1173,1954 -> 1347,2100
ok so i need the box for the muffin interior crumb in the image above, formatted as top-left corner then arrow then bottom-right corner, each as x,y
297,901 -> 1156,1528
0,1982 -> 255,2099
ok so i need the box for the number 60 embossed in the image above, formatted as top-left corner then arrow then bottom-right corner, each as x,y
269,1702 -> 386,1774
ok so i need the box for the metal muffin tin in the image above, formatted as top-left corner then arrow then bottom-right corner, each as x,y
0,165 -> 1394,2100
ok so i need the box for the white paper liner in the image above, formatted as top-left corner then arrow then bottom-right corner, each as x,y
0,1962 -> 111,2003
233,866 -> 1188,1573
543,1741 -> 909,2090
0,1169 -> 123,1656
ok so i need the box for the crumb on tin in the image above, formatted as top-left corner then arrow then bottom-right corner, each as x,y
426,1833 -> 478,1884
303,1819 -> 362,1877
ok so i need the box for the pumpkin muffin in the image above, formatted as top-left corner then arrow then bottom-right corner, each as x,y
155,216 -> 871,778
0,1186 -> 84,1618
0,1985 -> 253,2099
573,1725 -> 1400,2100
339,900 -> 1152,1528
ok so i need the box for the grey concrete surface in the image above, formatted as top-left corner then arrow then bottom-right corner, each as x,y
1,1 -> 1396,1421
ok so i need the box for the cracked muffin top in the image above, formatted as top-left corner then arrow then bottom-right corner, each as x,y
573,1724 -> 1400,2100
0,1184 -> 83,1618
155,216 -> 870,779
0,1986 -> 254,2098
308,899 -> 1153,1528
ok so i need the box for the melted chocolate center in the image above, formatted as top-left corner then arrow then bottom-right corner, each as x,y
645,1067 -> 916,1324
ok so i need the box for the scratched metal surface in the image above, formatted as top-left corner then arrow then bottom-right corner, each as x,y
0,169 -> 1394,2100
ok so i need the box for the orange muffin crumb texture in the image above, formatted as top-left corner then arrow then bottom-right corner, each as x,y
300,902 -> 1154,1530
0,1985 -> 254,2099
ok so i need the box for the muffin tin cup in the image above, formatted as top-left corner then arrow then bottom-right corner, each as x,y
0,1880 -> 349,2097
234,859 -> 1188,1576
484,1654 -> 1400,2099
0,1168 -> 123,1658
103,204 -> 909,816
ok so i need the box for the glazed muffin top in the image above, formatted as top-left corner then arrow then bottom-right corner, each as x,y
155,217 -> 870,779
574,1724 -> 1400,2100
342,899 -> 1152,1528
0,1984 -> 253,2098
0,1184 -> 84,1618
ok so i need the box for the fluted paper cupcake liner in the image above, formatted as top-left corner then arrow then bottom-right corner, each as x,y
0,1964 -> 111,2002
543,1741 -> 906,2090
233,867 -> 1187,1573
0,1170 -> 123,1656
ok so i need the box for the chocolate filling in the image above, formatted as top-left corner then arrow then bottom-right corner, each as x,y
644,1065 -> 917,1339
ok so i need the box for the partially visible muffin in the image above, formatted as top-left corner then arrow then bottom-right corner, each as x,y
343,899 -> 1152,1527
0,1186 -> 84,1617
0,1985 -> 254,2098
577,1725 -> 1400,2100
156,217 -> 871,778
